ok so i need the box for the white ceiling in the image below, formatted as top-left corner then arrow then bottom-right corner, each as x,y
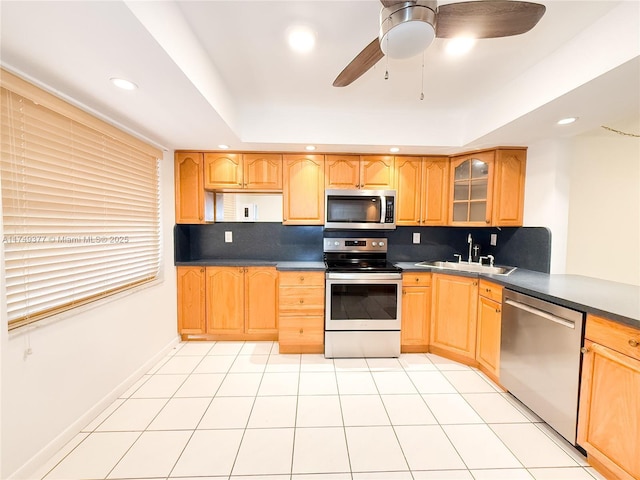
1,0 -> 639,154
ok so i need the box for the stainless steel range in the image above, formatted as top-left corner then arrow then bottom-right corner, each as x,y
323,237 -> 402,358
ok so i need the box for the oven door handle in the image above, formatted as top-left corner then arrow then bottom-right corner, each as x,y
326,272 -> 402,281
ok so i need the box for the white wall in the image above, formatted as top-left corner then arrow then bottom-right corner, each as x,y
0,150 -> 178,479
566,119 -> 640,286
523,139 -> 572,273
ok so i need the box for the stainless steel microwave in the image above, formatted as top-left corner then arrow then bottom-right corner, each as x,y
324,189 -> 396,230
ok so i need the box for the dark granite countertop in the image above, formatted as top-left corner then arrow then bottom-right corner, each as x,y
175,260 -> 326,271
176,259 -> 639,328
396,262 -> 639,328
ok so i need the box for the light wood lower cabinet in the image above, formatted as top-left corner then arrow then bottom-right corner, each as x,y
430,274 -> 479,364
578,314 -> 640,480
401,273 -> 431,352
177,266 -> 206,335
278,271 -> 325,353
176,266 -> 277,340
206,266 -> 278,339
476,280 -> 503,383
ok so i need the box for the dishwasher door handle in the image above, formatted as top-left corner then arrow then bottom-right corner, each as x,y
505,299 -> 576,329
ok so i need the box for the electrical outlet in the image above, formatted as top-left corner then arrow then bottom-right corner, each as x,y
490,233 -> 498,246
225,231 -> 233,243
413,232 -> 421,244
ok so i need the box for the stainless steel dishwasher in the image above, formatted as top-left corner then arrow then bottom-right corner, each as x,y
501,289 -> 585,445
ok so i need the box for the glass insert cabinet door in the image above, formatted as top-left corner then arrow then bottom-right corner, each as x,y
451,152 -> 494,224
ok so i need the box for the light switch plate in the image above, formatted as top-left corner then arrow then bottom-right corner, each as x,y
413,232 -> 421,244
225,231 -> 233,243
490,233 -> 497,246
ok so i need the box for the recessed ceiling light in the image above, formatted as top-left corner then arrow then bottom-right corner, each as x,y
557,117 -> 578,125
218,144 -> 230,150
287,25 -> 316,54
110,77 -> 138,90
390,147 -> 400,153
445,37 -> 476,56
305,145 -> 316,151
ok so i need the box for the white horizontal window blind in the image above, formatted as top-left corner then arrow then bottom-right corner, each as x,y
1,72 -> 161,330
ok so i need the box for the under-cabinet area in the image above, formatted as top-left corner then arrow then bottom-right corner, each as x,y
174,147 -> 527,227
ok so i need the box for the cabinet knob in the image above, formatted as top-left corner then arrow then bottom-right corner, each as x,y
415,277 -> 420,283
485,219 -> 490,224
496,308 -> 501,313
629,339 -> 639,348
486,288 -> 491,293
580,347 -> 589,354
299,276 -> 305,282
473,281 -> 478,286
402,290 -> 406,295
299,299 -> 304,304
299,328 -> 303,334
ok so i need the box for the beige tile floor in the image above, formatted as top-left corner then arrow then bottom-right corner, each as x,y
34,341 -> 606,480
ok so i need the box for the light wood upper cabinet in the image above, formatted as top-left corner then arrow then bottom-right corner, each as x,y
204,152 -> 243,189
492,149 -> 526,226
175,152 -> 213,224
430,274 -> 479,362
283,154 -> 325,225
476,280 -> 503,383
395,156 -> 448,226
325,155 -> 394,189
578,314 -> 640,480
401,273 -> 431,352
448,148 -> 526,227
204,152 -> 282,191
325,155 -> 360,189
176,266 -> 206,336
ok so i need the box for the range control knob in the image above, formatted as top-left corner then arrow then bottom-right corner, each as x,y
372,242 -> 378,247
379,241 -> 385,247
334,241 -> 340,246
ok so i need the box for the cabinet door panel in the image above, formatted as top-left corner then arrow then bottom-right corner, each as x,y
206,267 -> 244,334
361,155 -> 394,189
578,341 -> 640,480
430,274 -> 478,359
245,267 -> 278,334
476,295 -> 501,377
177,267 -> 206,334
449,151 -> 494,226
175,153 -> 205,223
325,155 -> 360,189
422,156 -> 449,225
493,149 -> 525,226
401,285 -> 430,349
395,157 -> 422,225
204,153 -> 242,189
243,153 -> 282,190
282,155 -> 325,224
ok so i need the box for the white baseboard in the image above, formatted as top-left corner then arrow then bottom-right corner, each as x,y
8,335 -> 181,480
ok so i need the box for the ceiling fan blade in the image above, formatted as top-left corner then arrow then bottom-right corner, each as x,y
435,1 -> 546,39
333,38 -> 384,87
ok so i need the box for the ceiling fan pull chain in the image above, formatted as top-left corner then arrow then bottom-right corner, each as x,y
420,51 -> 425,100
384,35 -> 390,80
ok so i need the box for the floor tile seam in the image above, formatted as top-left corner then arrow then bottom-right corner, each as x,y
94,430 -> 147,480
485,423 -> 582,469
530,421 -> 587,460
333,368 -> 355,479
287,369 -> 302,477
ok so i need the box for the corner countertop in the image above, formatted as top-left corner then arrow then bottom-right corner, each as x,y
176,259 -> 639,329
397,262 -> 639,328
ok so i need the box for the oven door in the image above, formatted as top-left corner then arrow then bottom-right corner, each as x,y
325,272 -> 402,331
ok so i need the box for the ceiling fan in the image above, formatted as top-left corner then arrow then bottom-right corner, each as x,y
333,0 -> 546,87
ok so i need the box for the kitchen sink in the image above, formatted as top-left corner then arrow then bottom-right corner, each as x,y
414,260 -> 517,276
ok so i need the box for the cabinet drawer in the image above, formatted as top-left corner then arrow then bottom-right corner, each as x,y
279,286 -> 324,314
479,280 -> 503,303
586,314 -> 640,361
279,271 -> 324,287
279,316 -> 324,345
402,273 -> 432,286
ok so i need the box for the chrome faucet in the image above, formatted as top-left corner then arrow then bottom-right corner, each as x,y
467,234 -> 473,263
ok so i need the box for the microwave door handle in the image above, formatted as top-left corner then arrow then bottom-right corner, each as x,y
380,196 -> 386,222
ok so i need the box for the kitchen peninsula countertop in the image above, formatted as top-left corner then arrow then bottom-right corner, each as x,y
397,262 -> 640,328
176,259 -> 639,328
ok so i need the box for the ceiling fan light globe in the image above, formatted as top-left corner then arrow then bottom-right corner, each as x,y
380,3 -> 437,59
